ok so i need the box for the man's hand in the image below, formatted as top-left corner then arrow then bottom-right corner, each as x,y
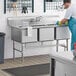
61,18 -> 68,24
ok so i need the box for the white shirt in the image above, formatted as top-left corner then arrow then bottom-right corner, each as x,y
64,4 -> 76,19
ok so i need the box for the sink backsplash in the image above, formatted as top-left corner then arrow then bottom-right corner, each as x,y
7,15 -> 59,27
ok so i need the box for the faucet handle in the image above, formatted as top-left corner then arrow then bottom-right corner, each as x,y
36,16 -> 42,22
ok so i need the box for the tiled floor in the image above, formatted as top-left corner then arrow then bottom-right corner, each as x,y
0,55 -> 50,76
36,74 -> 49,76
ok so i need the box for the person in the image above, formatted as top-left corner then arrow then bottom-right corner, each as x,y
61,0 -> 76,51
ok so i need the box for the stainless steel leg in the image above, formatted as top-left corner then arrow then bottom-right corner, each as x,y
13,41 -> 15,61
66,39 -> 68,51
41,41 -> 43,46
64,47 -> 66,51
56,40 -> 58,52
50,58 -> 56,76
25,43 -> 26,48
21,43 -> 24,62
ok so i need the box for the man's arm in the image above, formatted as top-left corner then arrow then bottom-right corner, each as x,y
61,18 -> 68,24
61,5 -> 72,24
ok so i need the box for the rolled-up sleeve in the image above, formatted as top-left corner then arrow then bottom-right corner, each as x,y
64,7 -> 72,19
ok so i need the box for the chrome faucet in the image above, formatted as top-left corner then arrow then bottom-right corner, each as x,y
30,16 -> 42,23
36,16 -> 42,22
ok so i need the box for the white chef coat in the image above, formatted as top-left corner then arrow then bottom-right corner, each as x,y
64,4 -> 76,19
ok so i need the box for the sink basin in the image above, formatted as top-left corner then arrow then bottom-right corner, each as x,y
31,20 -> 57,26
7,16 -> 37,27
